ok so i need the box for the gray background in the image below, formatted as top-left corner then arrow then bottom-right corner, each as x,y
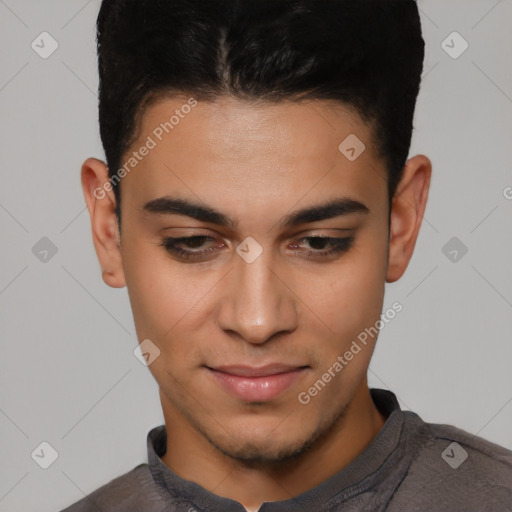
1,0 -> 511,510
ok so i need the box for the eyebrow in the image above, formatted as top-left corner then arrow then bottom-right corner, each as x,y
141,196 -> 369,229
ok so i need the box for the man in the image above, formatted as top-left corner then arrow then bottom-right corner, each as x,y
62,0 -> 512,510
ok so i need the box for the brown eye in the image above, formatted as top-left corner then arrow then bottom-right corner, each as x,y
161,235 -> 225,261
289,235 -> 355,258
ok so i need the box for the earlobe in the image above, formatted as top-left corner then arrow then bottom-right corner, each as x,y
386,154 -> 432,283
81,157 -> 126,288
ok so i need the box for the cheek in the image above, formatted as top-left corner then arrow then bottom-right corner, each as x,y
297,243 -> 388,409
122,241 -> 223,365
122,240 -> 191,339
308,236 -> 387,346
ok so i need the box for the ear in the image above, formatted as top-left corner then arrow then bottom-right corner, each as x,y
81,157 -> 126,288
386,154 -> 432,283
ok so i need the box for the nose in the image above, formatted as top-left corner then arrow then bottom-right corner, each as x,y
216,248 -> 298,345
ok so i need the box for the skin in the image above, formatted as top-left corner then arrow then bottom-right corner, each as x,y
81,96 -> 431,511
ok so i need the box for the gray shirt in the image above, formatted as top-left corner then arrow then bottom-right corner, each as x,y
60,389 -> 512,511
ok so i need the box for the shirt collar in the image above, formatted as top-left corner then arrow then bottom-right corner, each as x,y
147,388 -> 405,511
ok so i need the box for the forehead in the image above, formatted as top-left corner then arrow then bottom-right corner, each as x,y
121,95 -> 387,217
136,95 -> 377,159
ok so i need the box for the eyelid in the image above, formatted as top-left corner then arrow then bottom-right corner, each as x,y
286,227 -> 355,240
299,228 -> 354,235
292,234 -> 355,245
161,232 -> 355,265
160,228 -> 356,248
160,227 -> 218,237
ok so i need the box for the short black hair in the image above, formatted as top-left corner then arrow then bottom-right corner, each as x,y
96,0 -> 425,229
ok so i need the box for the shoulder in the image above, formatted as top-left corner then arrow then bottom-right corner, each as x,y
418,418 -> 512,482
391,412 -> 512,511
59,463 -> 175,512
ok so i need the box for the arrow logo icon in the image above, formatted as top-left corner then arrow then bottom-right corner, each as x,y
31,31 -> 59,59
441,31 -> 468,59
441,442 -> 468,468
32,237 -> 58,263
31,441 -> 59,469
442,237 -> 468,263
236,236 -> 263,263
134,339 -> 161,366
338,134 -> 365,161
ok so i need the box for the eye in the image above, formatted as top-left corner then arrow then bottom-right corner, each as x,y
289,235 -> 355,259
160,233 -> 355,262
160,235 -> 226,261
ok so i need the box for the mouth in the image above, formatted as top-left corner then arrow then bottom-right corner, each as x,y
206,364 -> 309,402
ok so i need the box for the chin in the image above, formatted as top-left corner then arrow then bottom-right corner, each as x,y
214,437 -> 312,466
202,419 -> 324,467
206,397 -> 349,467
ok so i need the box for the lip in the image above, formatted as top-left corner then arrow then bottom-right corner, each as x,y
207,364 -> 308,402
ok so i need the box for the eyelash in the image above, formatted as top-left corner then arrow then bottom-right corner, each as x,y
160,234 -> 355,261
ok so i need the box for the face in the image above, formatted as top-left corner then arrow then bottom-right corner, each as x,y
83,95 -> 430,464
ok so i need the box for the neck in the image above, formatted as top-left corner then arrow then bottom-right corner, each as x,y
160,383 -> 386,511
